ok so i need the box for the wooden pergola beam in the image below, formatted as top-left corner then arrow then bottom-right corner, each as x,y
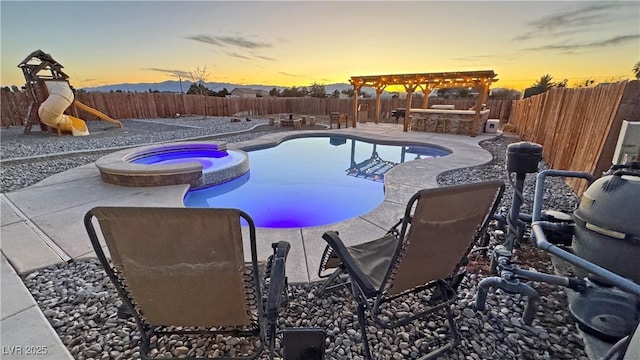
350,70 -> 497,88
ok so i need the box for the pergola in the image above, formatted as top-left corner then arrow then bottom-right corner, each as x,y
349,70 -> 498,135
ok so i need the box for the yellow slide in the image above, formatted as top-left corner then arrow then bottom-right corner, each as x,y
37,81 -> 122,136
38,81 -> 89,136
74,100 -> 122,128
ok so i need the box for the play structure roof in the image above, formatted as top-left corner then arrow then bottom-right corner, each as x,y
18,49 -> 68,79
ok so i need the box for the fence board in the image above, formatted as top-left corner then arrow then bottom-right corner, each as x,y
0,92 -> 514,127
510,81 -> 634,196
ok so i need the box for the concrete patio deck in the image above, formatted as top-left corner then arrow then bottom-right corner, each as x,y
1,123 -> 497,359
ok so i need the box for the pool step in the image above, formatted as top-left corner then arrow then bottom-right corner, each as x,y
347,157 -> 397,182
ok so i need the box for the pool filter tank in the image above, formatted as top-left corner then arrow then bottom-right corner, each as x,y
571,164 -> 640,284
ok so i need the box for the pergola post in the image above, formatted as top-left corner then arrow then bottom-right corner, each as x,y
481,82 -> 490,104
470,80 -> 488,137
352,84 -> 362,128
403,83 -> 417,132
374,85 -> 385,124
420,84 -> 431,109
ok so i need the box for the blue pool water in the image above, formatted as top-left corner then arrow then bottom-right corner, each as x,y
184,136 -> 450,228
131,148 -> 245,174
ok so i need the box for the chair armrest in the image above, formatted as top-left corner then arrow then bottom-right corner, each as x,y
265,241 -> 291,321
322,231 -> 377,297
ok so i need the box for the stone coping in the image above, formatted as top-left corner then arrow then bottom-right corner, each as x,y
95,141 -> 249,188
229,131 -> 454,154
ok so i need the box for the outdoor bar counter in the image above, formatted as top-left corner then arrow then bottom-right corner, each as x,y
410,108 -> 490,135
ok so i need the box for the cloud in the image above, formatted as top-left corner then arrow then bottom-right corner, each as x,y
513,29 -> 582,42
144,67 -> 191,78
226,52 -> 252,60
529,3 -> 624,31
255,55 -> 276,61
279,71 -> 302,78
187,34 -> 272,49
513,2 -> 638,41
450,55 -> 494,62
74,78 -> 105,86
186,35 -> 222,46
216,36 -> 272,49
187,34 -> 276,62
449,53 -> 520,66
522,34 -> 640,53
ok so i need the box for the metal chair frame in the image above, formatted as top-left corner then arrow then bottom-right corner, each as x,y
84,207 -> 290,360
319,181 -> 505,359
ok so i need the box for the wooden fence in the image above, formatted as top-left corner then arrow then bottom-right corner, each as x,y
508,80 -> 640,195
0,91 -> 513,127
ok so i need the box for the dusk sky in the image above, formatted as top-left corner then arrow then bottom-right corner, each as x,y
1,1 -> 639,91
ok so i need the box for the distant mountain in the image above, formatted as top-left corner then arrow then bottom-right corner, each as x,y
81,80 -> 234,93
80,81 -> 377,96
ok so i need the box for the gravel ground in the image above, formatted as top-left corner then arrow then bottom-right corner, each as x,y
2,120 -> 588,360
0,116 -> 293,193
0,116 -> 273,160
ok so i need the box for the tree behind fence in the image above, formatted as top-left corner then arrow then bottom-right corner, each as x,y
1,92 -> 513,127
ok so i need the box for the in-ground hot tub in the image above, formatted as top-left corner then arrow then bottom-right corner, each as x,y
96,142 -> 249,188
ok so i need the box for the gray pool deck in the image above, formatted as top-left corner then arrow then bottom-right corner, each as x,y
0,123 -> 498,359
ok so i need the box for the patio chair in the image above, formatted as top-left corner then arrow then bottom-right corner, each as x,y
329,112 -> 348,129
84,207 -> 291,360
317,181 -> 504,359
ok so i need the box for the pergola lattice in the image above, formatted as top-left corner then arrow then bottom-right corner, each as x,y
349,70 -> 498,135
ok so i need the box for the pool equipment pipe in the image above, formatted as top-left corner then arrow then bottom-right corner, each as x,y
531,169 -> 640,297
478,168 -> 640,338
476,244 -> 587,325
503,142 -> 543,250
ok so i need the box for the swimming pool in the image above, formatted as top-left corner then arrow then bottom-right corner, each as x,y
184,136 -> 450,228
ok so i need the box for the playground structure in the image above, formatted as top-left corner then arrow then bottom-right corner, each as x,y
18,50 -> 122,136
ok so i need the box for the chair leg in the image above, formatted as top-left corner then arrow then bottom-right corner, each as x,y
316,267 -> 348,295
351,294 -> 459,360
418,305 -> 459,360
140,328 -> 153,360
356,300 -> 373,360
350,280 -> 373,360
268,321 -> 277,360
